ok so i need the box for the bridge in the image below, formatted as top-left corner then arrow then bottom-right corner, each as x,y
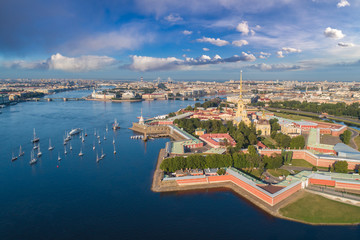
26,97 -> 87,102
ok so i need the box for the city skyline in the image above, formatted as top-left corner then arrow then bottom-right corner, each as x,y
1,0 -> 360,81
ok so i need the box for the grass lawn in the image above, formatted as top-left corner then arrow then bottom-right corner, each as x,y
279,192 -> 360,224
241,168 -> 263,179
354,135 -> 360,151
267,169 -> 290,177
262,137 -> 276,148
287,159 -> 314,168
273,112 -> 329,122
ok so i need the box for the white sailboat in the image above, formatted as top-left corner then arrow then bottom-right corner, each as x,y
93,141 -> 95,150
11,152 -> 18,161
69,142 -> 73,150
98,139 -> 101,144
112,118 -> 120,130
104,135 -> 106,140
82,132 -> 85,142
106,124 -> 109,132
48,139 -> 54,151
31,128 -> 40,143
94,128 -> 97,136
29,150 -> 37,165
79,148 -> 84,156
100,148 -> 106,159
112,137 -> 115,145
113,144 -> 116,155
19,145 -> 24,157
58,152 -> 61,161
96,152 -> 100,163
37,144 -> 42,157
64,146 -> 67,155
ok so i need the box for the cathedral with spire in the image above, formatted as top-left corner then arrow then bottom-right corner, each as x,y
233,70 -> 251,126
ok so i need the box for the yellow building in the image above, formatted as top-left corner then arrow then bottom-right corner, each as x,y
233,70 -> 251,126
256,119 -> 271,136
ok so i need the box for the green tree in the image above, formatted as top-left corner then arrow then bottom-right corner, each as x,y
340,130 -> 352,145
290,135 -> 305,149
333,161 -> 348,173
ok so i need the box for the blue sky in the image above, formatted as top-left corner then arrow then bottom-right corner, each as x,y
1,0 -> 360,81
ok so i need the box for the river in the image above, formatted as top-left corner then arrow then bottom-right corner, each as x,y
0,90 -> 359,239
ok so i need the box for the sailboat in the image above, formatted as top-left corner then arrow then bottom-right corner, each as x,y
69,142 -> 73,150
33,144 -> 38,150
100,148 -> 106,159
37,144 -> 42,157
82,133 -> 85,142
79,148 -> 84,156
29,150 -> 37,165
113,144 -> 116,155
112,118 -> 120,130
106,124 -> 108,132
64,146 -> 67,155
48,139 -> 54,151
93,141 -> 95,150
96,152 -> 100,163
104,135 -> 107,140
85,129 -> 87,137
31,128 -> 40,143
11,152 -> 18,161
94,128 -> 97,136
98,139 -> 101,144
58,152 -> 61,161
19,145 -> 24,157
112,137 -> 115,145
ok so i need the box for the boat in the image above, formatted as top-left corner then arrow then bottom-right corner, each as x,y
106,125 -> 108,132
98,139 -> 101,144
93,141 -> 95,150
58,153 -> 61,161
113,145 -> 116,155
33,144 -> 38,150
85,129 -> 87,137
82,133 -> 85,142
112,118 -> 120,130
96,153 -> 100,163
69,142 -> 73,150
37,145 -> 42,157
100,148 -> 106,159
48,139 -> 54,151
112,138 -> 115,145
64,146 -> 67,155
19,145 -> 24,157
104,135 -> 106,140
31,128 -> 40,143
79,148 -> 84,156
94,128 -> 96,136
11,152 -> 18,161
29,150 -> 37,165
69,128 -> 82,136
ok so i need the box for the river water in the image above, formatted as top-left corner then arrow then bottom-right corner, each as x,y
0,90 -> 359,239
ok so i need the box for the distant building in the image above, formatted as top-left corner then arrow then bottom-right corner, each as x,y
256,119 -> 271,136
91,90 -> 116,99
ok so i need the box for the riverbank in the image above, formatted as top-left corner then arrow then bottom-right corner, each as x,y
85,98 -> 143,102
151,148 -> 360,225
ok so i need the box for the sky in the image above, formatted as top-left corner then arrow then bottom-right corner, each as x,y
0,0 -> 360,81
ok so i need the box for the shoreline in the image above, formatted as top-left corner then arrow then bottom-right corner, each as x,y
85,98 -> 143,102
151,148 -> 360,226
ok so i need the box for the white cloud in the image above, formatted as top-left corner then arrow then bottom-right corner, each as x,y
338,42 -> 355,47
128,55 -> 183,71
3,53 -> 116,72
248,63 -> 303,71
282,47 -> 302,53
127,52 -> 255,71
236,21 -> 250,35
324,27 -> 345,39
337,0 -> 350,8
203,48 -> 210,51
259,52 -> 271,59
196,36 -> 229,46
164,13 -> 183,22
276,51 -> 284,58
183,30 -> 192,35
232,40 -> 249,47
